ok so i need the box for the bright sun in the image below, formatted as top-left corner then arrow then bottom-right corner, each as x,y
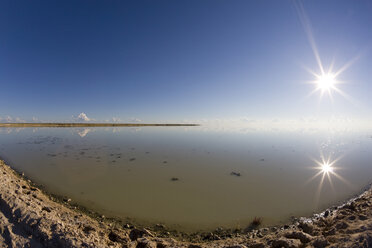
307,70 -> 344,100
321,163 -> 333,173
316,73 -> 336,91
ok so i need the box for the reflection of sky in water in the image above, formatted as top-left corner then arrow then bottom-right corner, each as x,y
0,126 -> 371,231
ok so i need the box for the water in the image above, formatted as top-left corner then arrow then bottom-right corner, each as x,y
0,126 -> 371,232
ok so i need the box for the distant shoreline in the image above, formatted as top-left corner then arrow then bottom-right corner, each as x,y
0,123 -> 199,127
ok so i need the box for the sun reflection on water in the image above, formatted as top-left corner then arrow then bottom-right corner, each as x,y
306,153 -> 353,207
320,162 -> 333,173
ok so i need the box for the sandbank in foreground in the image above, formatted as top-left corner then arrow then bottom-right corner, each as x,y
0,160 -> 371,248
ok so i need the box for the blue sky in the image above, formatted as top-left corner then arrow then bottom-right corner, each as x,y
1,0 -> 372,123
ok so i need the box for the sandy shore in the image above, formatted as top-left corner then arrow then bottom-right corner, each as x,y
0,160 -> 371,248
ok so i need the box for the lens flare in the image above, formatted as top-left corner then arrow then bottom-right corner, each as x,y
321,162 -> 333,173
316,73 -> 336,91
305,153 -> 354,207
306,69 -> 346,100
294,1 -> 359,103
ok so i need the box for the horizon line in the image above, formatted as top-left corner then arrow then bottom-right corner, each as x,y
0,123 -> 200,128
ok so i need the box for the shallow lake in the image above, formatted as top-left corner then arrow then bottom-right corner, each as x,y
0,126 -> 371,232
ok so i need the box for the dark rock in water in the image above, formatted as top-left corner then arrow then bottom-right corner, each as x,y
230,172 -> 241,177
129,158 -> 136,162
163,161 -> 168,164
171,177 -> 179,181
260,158 -> 265,161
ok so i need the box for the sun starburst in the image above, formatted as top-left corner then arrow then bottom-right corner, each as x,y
305,66 -> 348,101
294,1 -> 358,102
305,153 -> 353,207
316,73 -> 336,91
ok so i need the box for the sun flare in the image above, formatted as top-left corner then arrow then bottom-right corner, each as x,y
305,154 -> 354,207
321,162 -> 333,173
296,0 -> 358,102
306,153 -> 354,205
304,67 -> 353,101
306,70 -> 344,100
316,73 -> 336,91
313,157 -> 337,177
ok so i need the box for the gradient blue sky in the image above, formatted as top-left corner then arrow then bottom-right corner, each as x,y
1,0 -> 372,123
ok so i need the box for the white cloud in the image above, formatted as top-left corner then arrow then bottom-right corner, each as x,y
77,128 -> 91,137
112,117 -> 121,123
74,112 -> 90,122
15,117 -> 25,123
0,116 -> 25,123
5,116 -> 13,122
129,117 -> 142,123
111,117 -> 141,123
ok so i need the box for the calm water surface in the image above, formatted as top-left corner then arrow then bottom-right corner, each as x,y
0,126 -> 371,231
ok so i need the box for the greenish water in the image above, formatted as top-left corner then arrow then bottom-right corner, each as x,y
0,126 -> 371,232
